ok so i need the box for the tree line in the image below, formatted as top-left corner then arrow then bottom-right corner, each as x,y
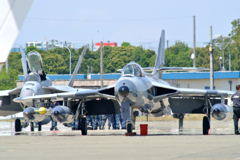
1,18 -> 239,90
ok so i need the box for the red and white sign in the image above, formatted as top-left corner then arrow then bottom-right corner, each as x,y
95,42 -> 117,49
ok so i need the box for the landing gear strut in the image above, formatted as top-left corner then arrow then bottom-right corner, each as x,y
179,114 -> 184,129
122,103 -> 135,134
79,99 -> 87,135
173,113 -> 184,129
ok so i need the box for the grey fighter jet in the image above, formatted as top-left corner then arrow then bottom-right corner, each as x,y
14,30 -> 234,135
0,46 -> 88,132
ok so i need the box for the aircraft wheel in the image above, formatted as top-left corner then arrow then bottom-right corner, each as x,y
203,116 -> 209,135
15,119 -> 21,132
81,117 -> 87,135
77,117 -> 81,130
127,123 -> 132,133
30,122 -> 34,132
38,122 -> 42,131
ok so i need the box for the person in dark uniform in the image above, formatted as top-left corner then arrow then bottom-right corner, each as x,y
50,101 -> 60,131
232,84 -> 240,134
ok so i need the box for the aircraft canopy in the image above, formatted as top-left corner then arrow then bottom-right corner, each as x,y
123,64 -> 143,77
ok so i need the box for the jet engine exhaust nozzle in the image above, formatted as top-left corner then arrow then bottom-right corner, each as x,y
118,86 -> 130,97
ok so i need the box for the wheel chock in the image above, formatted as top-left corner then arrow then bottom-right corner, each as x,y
125,132 -> 136,136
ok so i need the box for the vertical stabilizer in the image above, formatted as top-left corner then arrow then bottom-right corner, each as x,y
20,46 -> 28,80
68,45 -> 88,87
152,30 -> 165,75
0,0 -> 34,72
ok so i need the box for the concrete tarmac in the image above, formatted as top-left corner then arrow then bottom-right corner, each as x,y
1,120 -> 240,160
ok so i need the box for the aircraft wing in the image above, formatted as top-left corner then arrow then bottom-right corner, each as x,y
141,67 -> 209,72
176,88 -> 234,97
0,90 -> 13,96
0,87 -> 22,96
0,87 -> 23,116
151,81 -> 234,102
42,86 -> 78,93
13,84 -> 116,103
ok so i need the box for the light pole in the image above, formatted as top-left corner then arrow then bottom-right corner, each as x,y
221,40 -> 226,71
63,46 -> 71,75
219,57 -> 222,70
227,46 -> 231,71
214,35 -> 232,71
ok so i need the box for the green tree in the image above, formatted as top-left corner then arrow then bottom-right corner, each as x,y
165,41 -> 192,67
121,42 -> 131,47
0,69 -> 18,90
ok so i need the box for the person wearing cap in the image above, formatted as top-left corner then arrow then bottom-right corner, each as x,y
232,84 -> 240,134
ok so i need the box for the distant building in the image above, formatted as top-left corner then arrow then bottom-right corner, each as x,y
95,42 -> 117,50
26,41 -> 74,49
26,41 -> 43,48
11,41 -> 74,52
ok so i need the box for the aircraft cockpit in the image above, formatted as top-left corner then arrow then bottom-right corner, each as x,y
26,72 -> 41,82
122,63 -> 145,77
26,51 -> 46,81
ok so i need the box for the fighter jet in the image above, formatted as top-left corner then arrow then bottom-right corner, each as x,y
0,45 -> 88,132
14,30 -> 234,135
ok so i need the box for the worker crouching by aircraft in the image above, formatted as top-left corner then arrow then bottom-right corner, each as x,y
232,85 -> 240,134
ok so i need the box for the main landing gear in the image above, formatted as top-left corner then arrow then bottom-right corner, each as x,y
38,122 -> 42,131
202,96 -> 211,135
173,113 -> 185,129
127,123 -> 133,133
203,116 -> 210,135
15,118 -> 22,132
124,105 -> 137,135
30,122 -> 34,131
81,117 -> 87,135
76,99 -> 87,135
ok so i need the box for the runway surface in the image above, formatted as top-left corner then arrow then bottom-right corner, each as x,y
1,120 -> 240,160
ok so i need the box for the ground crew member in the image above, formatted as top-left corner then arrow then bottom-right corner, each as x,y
112,114 -> 120,130
50,101 -> 60,131
232,84 -> 240,134
102,114 -> 112,130
96,115 -> 102,130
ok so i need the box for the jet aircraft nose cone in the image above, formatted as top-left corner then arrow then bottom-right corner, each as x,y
53,111 -> 60,117
118,86 -> 130,97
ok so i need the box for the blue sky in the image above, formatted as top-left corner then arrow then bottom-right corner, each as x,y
14,0 -> 239,51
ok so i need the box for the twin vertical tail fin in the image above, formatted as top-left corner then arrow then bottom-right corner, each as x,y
152,30 -> 165,76
68,45 -> 88,87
